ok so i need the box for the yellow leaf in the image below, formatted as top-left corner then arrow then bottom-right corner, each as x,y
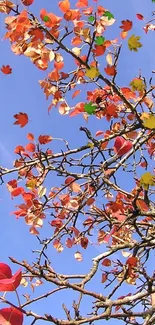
128,35 -> 142,52
86,66 -> 99,79
26,179 -> 37,190
130,78 -> 145,92
141,113 -> 155,129
140,172 -> 155,190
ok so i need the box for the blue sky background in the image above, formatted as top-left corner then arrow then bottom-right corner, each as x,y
0,0 -> 155,324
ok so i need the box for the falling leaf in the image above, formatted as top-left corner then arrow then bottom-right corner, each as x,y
85,66 -> 99,79
1,65 -> 12,74
14,112 -> 28,128
128,35 -> 142,51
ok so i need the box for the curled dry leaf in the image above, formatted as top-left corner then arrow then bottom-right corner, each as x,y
74,251 -> 83,261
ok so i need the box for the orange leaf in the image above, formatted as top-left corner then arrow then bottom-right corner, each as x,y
38,135 -> 52,144
25,143 -> 36,152
72,89 -> 81,99
14,112 -> 28,128
76,0 -> 88,7
104,65 -> 116,76
93,45 -> 106,56
58,0 -> 70,13
1,65 -> 12,74
27,133 -> 34,141
120,20 -> 132,32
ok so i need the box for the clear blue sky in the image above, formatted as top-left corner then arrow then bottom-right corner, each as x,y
0,0 -> 155,324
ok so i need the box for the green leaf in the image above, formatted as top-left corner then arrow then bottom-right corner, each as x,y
103,11 -> 114,20
84,102 -> 96,115
152,0 -> 155,3
95,36 -> 105,45
43,15 -> 50,22
88,15 -> 95,23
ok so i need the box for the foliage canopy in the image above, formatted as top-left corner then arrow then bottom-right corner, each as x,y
1,0 -> 155,325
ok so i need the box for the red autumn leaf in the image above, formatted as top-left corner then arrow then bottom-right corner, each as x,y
14,145 -> 25,154
0,263 -> 22,291
1,64 -> 12,74
66,238 -> 75,248
114,136 -> 133,156
120,20 -> 133,32
86,197 -> 95,206
0,263 -> 12,279
14,112 -> 28,128
50,219 -> 63,228
102,258 -> 111,267
11,187 -> 24,197
0,308 -> 23,325
126,256 -> 138,267
38,135 -> 52,144
80,237 -> 88,249
101,273 -> 107,283
93,45 -> 106,56
136,13 -> 144,20
136,199 -> 149,211
104,65 -> 116,76
7,179 -> 17,192
65,177 -> 75,185
25,143 -> 36,152
96,130 -> 104,137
